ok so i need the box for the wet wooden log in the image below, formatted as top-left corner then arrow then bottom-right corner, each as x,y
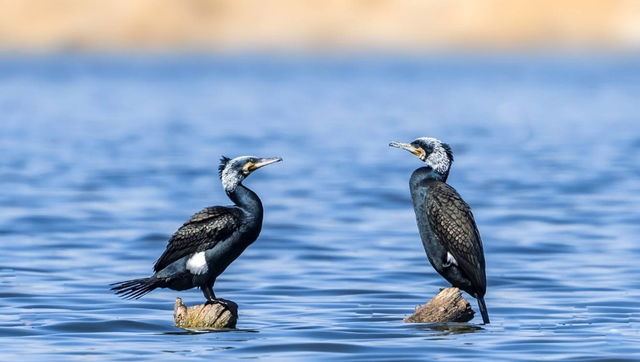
404,287 -> 475,323
173,297 -> 238,329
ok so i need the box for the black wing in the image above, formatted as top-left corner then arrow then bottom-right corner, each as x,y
153,206 -> 244,272
426,182 -> 486,297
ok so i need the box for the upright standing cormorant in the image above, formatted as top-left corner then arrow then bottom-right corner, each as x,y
390,137 -> 489,324
111,155 -> 282,305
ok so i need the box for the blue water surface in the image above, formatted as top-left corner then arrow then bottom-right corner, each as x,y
0,54 -> 639,361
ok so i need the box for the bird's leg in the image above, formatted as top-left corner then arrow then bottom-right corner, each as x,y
203,285 -> 217,304
201,283 -> 238,315
203,281 -> 228,307
202,285 -> 238,315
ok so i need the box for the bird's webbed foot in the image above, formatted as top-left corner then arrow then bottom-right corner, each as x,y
205,298 -> 238,315
204,298 -> 223,306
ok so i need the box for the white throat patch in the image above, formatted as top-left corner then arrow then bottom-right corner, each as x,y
186,252 -> 208,275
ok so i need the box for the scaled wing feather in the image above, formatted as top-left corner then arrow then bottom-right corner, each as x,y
426,182 -> 487,297
153,206 -> 243,272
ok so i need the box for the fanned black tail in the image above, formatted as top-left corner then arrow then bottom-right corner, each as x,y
110,277 -> 162,300
477,296 -> 490,324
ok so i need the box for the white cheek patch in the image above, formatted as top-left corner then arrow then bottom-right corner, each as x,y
428,147 -> 450,175
186,252 -> 208,275
444,252 -> 458,267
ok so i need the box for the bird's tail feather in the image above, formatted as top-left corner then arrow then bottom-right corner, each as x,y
110,277 -> 162,300
477,297 -> 490,324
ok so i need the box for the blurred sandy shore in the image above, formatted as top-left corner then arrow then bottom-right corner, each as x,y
1,0 -> 639,52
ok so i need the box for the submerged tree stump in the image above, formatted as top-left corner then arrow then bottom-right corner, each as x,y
404,287 -> 475,323
174,297 -> 238,329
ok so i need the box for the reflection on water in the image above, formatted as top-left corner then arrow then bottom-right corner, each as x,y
412,323 -> 484,336
1,55 -> 640,361
161,328 -> 259,335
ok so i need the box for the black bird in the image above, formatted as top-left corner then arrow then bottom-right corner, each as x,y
390,137 -> 489,324
111,155 -> 282,305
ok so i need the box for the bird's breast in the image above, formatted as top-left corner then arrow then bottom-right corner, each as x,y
409,183 -> 448,272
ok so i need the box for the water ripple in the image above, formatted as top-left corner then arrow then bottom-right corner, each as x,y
0,55 -> 639,361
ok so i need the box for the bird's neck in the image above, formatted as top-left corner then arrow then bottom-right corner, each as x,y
227,183 -> 263,219
410,166 -> 449,188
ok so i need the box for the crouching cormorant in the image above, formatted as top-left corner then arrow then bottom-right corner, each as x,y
111,155 -> 282,305
390,137 -> 490,324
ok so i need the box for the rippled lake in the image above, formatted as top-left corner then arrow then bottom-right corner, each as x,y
1,55 -> 639,361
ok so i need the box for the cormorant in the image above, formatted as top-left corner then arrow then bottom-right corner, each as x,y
111,155 -> 282,305
390,137 -> 489,324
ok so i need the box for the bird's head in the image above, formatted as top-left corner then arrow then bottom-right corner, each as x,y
218,155 -> 282,193
389,137 -> 453,181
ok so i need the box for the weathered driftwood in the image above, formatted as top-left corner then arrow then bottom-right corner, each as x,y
174,297 -> 238,329
404,287 -> 475,323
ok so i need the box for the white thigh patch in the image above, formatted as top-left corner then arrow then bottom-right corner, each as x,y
444,252 -> 458,267
186,252 -> 208,274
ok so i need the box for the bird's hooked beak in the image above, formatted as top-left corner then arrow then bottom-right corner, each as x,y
389,141 -> 426,160
247,157 -> 283,172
